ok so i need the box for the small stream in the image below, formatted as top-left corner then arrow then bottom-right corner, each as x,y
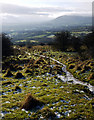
33,53 -> 94,94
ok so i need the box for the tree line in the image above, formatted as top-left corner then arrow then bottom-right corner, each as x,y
1,31 -> 94,59
53,31 -> 94,59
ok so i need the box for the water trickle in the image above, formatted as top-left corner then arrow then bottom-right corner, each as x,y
5,101 -> 10,103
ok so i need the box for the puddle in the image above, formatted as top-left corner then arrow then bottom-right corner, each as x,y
11,106 -> 19,111
63,110 -> 71,116
70,104 -> 76,107
60,99 -> 69,104
2,92 -> 7,95
19,84 -> 23,87
83,95 -> 91,100
55,111 -> 61,118
13,88 -> 22,94
7,89 -> 12,93
35,92 -> 40,95
22,109 -> 28,113
5,101 -> 10,104
11,85 -> 14,87
60,86 -> 64,88
15,87 -> 22,92
32,86 -> 36,89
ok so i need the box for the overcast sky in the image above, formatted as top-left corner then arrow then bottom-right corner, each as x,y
0,0 -> 93,24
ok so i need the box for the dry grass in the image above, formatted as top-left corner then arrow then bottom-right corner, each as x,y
21,93 -> 44,110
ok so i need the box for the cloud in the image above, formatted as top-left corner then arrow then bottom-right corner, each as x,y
1,3 -> 73,16
1,2 -> 92,24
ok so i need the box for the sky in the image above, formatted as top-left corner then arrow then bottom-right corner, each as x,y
0,0 -> 93,24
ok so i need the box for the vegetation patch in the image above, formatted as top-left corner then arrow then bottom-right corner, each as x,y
1,45 -> 94,119
21,93 -> 44,110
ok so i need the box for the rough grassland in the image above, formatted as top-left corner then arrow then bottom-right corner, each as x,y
1,45 -> 94,120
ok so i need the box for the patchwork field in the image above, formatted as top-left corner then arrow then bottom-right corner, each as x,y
1,45 -> 94,120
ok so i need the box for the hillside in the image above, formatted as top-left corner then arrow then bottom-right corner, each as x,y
2,15 -> 92,32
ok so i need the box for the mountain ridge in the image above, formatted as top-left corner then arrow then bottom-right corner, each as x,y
2,15 -> 92,32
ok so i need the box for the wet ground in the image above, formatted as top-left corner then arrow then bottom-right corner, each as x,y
1,46 -> 94,119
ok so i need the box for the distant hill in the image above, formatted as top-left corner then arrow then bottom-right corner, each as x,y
2,15 -> 92,32
48,15 -> 92,27
37,15 -> 92,31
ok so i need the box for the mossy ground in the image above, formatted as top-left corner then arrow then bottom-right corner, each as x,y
1,45 -> 94,119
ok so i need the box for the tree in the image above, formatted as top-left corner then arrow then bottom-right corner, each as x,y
84,32 -> 94,58
2,33 -> 14,57
54,31 -> 71,51
70,36 -> 82,52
